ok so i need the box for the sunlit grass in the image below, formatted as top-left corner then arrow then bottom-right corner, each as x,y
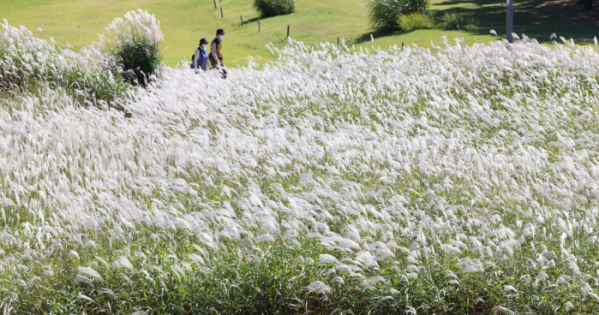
0,0 -> 499,67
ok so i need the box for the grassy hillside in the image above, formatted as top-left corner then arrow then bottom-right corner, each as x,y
0,0 -> 496,67
2,0 -> 598,67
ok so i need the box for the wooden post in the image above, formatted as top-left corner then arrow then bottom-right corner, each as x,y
337,37 -> 340,46
258,19 -> 261,31
213,0 -> 217,9
241,15 -> 243,25
221,7 -> 223,18
287,25 -> 290,38
401,42 -> 404,51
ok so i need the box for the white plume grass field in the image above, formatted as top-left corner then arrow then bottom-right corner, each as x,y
2,12 -> 599,314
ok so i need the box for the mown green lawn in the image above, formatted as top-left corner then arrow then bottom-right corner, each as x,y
1,0 -> 597,66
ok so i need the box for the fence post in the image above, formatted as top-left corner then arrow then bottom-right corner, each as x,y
241,15 -> 243,24
401,42 -> 404,51
221,8 -> 223,18
337,37 -> 340,46
213,0 -> 217,8
258,19 -> 261,31
287,25 -> 290,38
506,0 -> 513,43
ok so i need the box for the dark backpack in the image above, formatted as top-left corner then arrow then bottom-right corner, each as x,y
190,52 -> 196,68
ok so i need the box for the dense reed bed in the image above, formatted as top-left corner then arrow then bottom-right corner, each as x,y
1,20 -> 599,313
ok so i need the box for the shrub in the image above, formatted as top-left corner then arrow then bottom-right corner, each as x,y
254,0 -> 295,18
0,23 -> 63,95
116,37 -> 162,86
0,20 -> 130,107
442,12 -> 478,31
369,0 -> 428,29
62,69 -> 131,109
398,13 -> 435,32
100,9 -> 164,86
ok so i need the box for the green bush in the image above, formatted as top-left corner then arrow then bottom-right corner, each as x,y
101,10 -> 164,87
115,36 -> 162,86
254,0 -> 295,18
398,13 -> 435,32
369,0 -> 428,29
62,70 -> 131,109
442,12 -> 478,31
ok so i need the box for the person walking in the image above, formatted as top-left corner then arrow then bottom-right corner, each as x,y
191,38 -> 209,73
210,29 -> 227,78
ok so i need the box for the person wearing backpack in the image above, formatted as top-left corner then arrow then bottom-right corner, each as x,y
191,38 -> 209,73
210,29 -> 227,78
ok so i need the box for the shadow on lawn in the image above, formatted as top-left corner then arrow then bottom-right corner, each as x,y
353,0 -> 599,45
352,29 -> 403,45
